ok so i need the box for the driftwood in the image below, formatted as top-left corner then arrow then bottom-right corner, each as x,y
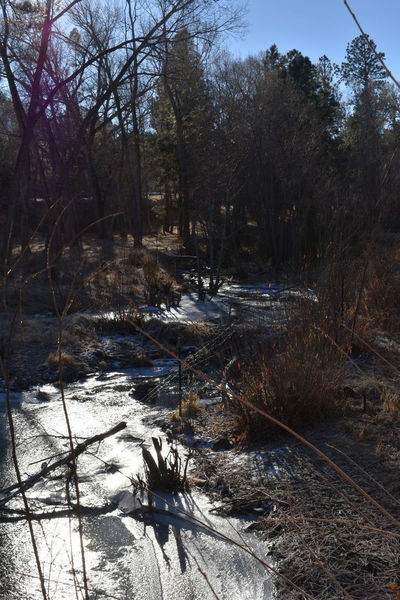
0,421 -> 127,507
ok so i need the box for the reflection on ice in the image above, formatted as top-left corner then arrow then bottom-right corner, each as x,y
0,361 -> 274,600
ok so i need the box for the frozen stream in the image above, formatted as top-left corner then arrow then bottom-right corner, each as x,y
0,365 -> 274,600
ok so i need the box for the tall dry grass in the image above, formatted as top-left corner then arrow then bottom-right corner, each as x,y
235,314 -> 345,436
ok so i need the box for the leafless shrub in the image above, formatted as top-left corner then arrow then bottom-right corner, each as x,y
362,250 -> 400,331
315,246 -> 400,350
235,317 -> 346,436
142,257 -> 181,309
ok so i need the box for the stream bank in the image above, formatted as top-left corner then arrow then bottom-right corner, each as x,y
1,278 -> 400,599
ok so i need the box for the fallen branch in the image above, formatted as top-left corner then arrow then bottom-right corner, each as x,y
0,421 -> 127,506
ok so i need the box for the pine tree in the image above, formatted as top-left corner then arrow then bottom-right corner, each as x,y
341,35 -> 387,91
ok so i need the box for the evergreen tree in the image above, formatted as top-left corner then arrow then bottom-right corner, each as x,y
341,35 -> 387,91
341,36 -> 389,235
160,28 -> 212,247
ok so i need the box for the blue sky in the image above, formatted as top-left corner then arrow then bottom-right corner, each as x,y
227,0 -> 400,72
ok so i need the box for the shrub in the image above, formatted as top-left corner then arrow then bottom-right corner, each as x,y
126,248 -> 148,268
235,324 -> 345,437
362,249 -> 400,331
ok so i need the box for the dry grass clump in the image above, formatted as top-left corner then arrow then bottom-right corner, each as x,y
382,389 -> 400,414
260,468 -> 400,600
87,249 -> 180,311
126,248 -> 149,268
47,351 -> 78,367
171,391 -> 201,421
146,319 -> 215,348
130,353 -> 154,368
235,324 -> 345,436
135,437 -> 191,493
94,306 -> 143,336
86,259 -> 141,310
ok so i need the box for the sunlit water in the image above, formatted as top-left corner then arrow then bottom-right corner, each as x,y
0,366 -> 274,600
99,279 -> 316,329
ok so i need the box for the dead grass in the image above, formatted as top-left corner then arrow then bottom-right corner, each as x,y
86,246 -> 181,312
382,389 -> 400,413
192,411 -> 400,600
234,319 -> 346,437
362,248 -> 400,332
0,313 -> 98,387
261,471 -> 400,600
142,255 -> 180,309
47,351 -> 78,367
171,391 -> 201,421
145,319 -> 216,348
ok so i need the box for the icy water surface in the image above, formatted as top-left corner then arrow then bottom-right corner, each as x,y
0,367 -> 274,600
99,278 -> 316,329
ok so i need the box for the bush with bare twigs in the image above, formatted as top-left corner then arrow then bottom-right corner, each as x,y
142,257 -> 181,309
235,323 -> 346,436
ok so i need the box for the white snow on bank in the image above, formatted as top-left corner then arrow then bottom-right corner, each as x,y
142,292 -> 230,323
221,281 -> 317,302
97,281 -> 317,325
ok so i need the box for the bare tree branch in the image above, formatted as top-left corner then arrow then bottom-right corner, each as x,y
0,421 -> 127,506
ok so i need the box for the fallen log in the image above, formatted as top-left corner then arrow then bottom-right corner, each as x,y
0,421 -> 127,507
